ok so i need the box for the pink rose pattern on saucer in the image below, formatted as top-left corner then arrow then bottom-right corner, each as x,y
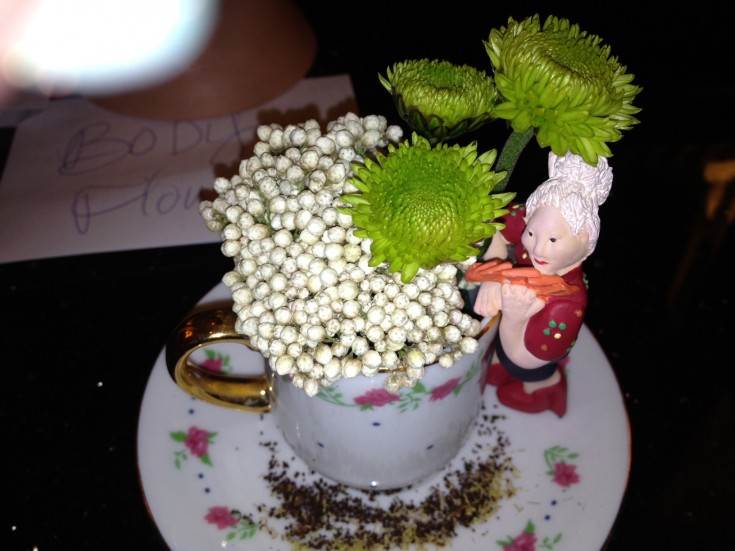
169,426 -> 217,468
544,445 -> 581,487
167,408 -> 583,549
496,520 -> 562,550
191,442 -> 581,548
492,446 -> 581,550
203,507 -> 258,543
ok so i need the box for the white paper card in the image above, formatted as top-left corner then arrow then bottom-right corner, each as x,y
0,75 -> 357,263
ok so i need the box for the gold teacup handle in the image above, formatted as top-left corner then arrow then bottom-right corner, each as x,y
165,306 -> 272,413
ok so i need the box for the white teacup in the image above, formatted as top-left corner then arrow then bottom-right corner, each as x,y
167,306 -> 499,490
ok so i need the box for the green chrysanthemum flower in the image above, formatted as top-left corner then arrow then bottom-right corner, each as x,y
339,133 -> 514,283
379,59 -> 498,144
484,14 -> 642,165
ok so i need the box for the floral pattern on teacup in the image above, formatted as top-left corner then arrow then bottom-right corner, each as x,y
351,378 -> 464,412
198,349 -> 233,373
170,426 -> 217,468
353,388 -> 400,408
543,446 -> 581,488
318,355 -> 484,412
496,520 -> 562,550
204,506 -> 259,542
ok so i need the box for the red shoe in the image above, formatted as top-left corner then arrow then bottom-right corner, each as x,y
487,362 -> 512,387
496,372 -> 567,417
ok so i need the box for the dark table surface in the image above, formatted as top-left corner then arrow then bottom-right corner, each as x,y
3,2 -> 734,549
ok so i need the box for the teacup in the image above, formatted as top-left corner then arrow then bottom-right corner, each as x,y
166,306 -> 499,490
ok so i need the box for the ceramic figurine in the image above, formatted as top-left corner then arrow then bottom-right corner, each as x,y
465,151 -> 614,417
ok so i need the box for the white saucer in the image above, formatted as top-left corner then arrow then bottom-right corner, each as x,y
137,283 -> 630,550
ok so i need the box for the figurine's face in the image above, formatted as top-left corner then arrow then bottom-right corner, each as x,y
522,206 -> 590,276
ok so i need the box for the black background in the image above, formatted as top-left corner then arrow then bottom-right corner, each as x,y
2,1 -> 734,549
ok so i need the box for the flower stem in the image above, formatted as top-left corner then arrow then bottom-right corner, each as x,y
494,127 -> 535,191
468,127 -> 535,265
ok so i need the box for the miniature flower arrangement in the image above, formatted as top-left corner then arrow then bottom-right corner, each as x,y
199,14 -> 641,398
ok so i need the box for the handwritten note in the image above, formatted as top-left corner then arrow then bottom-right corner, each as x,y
0,75 -> 357,263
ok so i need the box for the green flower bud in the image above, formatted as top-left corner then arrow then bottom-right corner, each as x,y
339,133 -> 514,283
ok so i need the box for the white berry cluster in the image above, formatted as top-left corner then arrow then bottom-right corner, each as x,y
200,113 -> 482,397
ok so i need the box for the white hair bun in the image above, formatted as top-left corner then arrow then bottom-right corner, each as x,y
548,151 -> 613,206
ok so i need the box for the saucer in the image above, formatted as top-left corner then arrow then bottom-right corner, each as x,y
137,283 -> 630,550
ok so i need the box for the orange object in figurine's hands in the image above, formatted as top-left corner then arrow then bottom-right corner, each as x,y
464,259 -> 580,301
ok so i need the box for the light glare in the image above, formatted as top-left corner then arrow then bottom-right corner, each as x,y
3,0 -> 218,95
